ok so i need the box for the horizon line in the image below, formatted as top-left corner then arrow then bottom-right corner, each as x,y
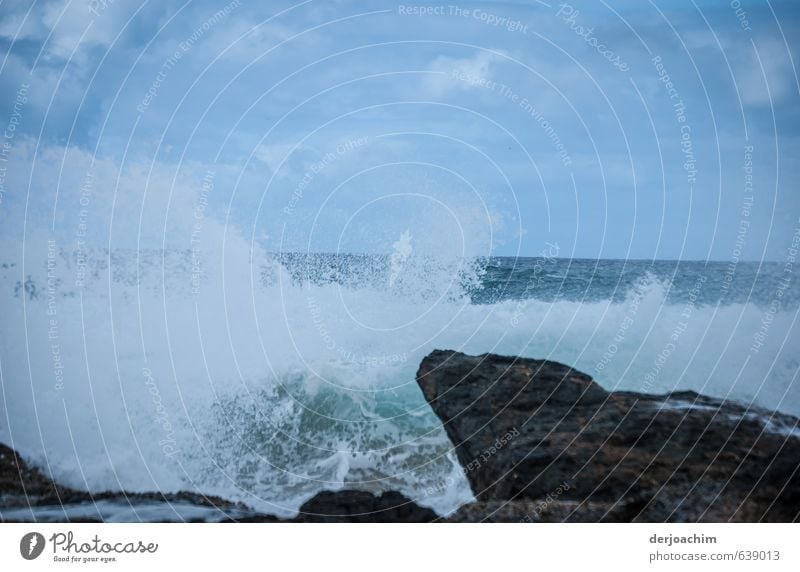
270,251 -> 781,264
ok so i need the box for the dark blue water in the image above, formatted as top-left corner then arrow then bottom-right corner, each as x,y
273,253 -> 798,309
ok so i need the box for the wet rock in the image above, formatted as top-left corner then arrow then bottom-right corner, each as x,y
0,443 -> 72,508
0,443 -> 249,522
232,491 -> 437,523
418,350 -> 800,522
293,490 -> 436,522
1,443 -> 435,522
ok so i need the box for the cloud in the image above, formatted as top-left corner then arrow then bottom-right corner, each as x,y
0,0 -> 145,63
1,0 -> 797,259
735,37 -> 795,107
0,137 -> 229,251
255,142 -> 300,173
422,51 -> 504,97
0,0 -> 49,44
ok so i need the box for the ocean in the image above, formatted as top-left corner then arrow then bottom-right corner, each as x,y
1,245 -> 798,518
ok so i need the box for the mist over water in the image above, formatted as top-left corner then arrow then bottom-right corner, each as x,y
1,220 -> 798,516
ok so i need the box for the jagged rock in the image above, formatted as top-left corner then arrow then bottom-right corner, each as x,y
418,350 -> 800,522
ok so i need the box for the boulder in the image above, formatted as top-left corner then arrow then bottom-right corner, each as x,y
418,350 -> 800,522
292,490 -> 437,523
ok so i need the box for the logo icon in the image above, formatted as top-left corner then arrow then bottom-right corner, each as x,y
20,532 -> 45,560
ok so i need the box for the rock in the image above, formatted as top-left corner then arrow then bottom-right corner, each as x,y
1,443 -> 435,523
0,442 -> 250,522
0,443 -> 73,507
418,350 -> 800,522
292,490 -> 437,522
233,491 -> 437,523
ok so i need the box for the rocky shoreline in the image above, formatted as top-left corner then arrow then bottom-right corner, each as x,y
2,350 -> 798,522
419,350 -> 799,522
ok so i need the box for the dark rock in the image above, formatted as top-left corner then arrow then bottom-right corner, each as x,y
1,443 -> 435,523
293,490 -> 436,523
232,491 -> 437,523
0,443 -> 73,508
418,350 -> 800,522
0,442 -> 250,522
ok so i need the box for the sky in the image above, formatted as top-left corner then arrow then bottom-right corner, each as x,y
0,0 -> 798,260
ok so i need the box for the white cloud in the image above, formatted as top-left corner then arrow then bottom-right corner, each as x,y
423,51 -> 504,97
0,0 -> 157,63
735,38 -> 794,107
0,137 -> 229,250
255,142 -> 299,173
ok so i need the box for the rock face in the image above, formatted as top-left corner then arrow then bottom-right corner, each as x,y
418,350 -> 800,522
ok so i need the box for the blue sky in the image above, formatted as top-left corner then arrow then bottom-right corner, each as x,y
0,0 -> 798,260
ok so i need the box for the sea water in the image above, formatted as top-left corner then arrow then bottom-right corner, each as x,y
1,239 -> 798,518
